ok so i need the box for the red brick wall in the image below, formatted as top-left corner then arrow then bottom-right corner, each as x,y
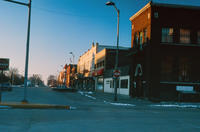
130,7 -> 152,48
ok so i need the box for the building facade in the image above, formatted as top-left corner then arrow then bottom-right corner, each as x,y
93,48 -> 131,95
77,42 -> 129,91
130,2 -> 200,101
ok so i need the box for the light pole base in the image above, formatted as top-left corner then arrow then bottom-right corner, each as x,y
21,99 -> 28,104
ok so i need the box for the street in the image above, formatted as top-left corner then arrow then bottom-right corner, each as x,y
0,87 -> 200,132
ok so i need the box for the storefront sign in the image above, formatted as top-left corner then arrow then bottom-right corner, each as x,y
0,58 -> 9,70
176,86 -> 194,92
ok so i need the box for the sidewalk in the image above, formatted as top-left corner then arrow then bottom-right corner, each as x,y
0,102 -> 71,109
78,91 -> 152,106
78,91 -> 200,109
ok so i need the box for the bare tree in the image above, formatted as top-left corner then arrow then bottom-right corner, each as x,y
29,74 -> 44,87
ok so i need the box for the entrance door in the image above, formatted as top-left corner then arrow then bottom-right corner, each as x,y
134,64 -> 143,97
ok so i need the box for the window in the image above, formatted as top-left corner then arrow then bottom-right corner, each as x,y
134,33 -> 139,46
110,80 -> 113,88
143,29 -> 147,44
120,79 -> 128,89
154,12 -> 159,18
198,31 -> 200,44
161,28 -> 173,43
139,32 -> 143,45
110,79 -> 119,88
160,57 -> 173,81
180,29 -> 190,43
178,58 -> 190,82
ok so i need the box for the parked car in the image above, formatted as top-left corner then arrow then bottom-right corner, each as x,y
0,82 -> 12,91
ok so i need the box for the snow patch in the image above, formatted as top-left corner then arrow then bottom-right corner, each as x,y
109,103 -> 136,106
150,104 -> 200,108
104,101 -> 135,107
70,106 -> 77,110
78,91 -> 96,100
78,91 -> 84,95
87,91 -> 93,95
85,94 -> 96,100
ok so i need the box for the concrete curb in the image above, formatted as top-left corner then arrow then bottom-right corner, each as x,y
0,102 -> 71,110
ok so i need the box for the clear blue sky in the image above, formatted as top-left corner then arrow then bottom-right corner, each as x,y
1,0 -> 200,83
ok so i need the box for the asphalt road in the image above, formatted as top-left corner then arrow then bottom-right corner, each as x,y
0,87 -> 200,132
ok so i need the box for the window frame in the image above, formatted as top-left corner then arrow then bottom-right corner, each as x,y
120,79 -> 128,89
161,28 -> 174,43
180,29 -> 190,44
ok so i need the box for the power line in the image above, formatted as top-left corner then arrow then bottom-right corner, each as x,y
32,6 -> 111,18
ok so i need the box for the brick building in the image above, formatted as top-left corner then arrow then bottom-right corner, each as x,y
130,2 -> 200,101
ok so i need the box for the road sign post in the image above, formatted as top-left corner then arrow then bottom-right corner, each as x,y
113,70 -> 120,78
0,58 -> 9,103
113,69 -> 120,101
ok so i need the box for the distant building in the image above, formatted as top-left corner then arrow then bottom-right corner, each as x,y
57,64 -> 77,88
130,1 -> 200,101
66,64 -> 77,88
77,42 -> 129,91
77,42 -> 129,77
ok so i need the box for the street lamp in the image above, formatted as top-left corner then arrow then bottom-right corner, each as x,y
69,52 -> 75,65
106,1 -> 120,101
4,0 -> 32,103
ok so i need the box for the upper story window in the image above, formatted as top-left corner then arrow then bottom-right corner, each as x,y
161,28 -> 173,43
134,33 -> 139,46
143,29 -> 147,43
180,29 -> 190,44
139,32 -> 143,45
198,31 -> 200,44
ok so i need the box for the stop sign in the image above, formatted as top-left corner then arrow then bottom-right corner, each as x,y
113,70 -> 120,78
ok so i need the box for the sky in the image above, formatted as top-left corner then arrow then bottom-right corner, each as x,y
1,0 -> 200,83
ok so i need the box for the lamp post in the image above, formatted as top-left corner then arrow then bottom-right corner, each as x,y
106,1 -> 120,101
69,52 -> 75,88
69,52 -> 75,66
4,0 -> 32,103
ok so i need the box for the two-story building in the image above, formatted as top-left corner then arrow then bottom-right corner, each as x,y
93,47 -> 131,95
130,1 -> 200,101
77,42 -> 130,91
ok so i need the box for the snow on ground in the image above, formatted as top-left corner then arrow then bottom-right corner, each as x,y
70,106 -> 77,110
84,94 -> 96,100
150,103 -> 200,108
78,91 -> 96,100
104,101 -> 136,107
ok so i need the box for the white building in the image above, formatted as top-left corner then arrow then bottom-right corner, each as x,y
104,75 -> 130,95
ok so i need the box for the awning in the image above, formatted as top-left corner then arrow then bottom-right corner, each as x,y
92,68 -> 104,76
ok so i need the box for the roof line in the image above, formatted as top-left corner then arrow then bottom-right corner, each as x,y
129,1 -> 152,21
130,1 -> 200,21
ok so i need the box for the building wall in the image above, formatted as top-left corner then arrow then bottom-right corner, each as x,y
77,43 -> 97,77
104,76 -> 130,95
95,49 -> 106,71
130,2 -> 200,100
130,3 -> 151,48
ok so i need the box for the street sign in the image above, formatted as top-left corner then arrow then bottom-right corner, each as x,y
113,70 -> 120,78
0,58 -> 9,70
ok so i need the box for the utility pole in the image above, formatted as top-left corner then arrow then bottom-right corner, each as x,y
4,0 -> 32,103
106,1 -> 120,101
0,70 -> 3,103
